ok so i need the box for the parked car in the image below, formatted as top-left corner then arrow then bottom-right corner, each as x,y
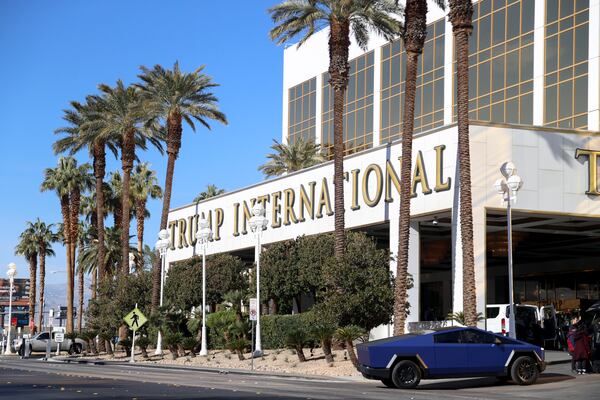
17,329 -> 86,355
486,304 -> 557,348
357,327 -> 545,389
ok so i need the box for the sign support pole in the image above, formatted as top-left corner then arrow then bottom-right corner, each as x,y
251,320 -> 255,371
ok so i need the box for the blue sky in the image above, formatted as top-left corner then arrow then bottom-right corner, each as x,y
0,0 -> 284,285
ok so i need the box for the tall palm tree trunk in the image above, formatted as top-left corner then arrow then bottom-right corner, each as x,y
27,255 -> 38,334
91,268 -> 97,300
450,0 -> 477,327
121,129 -> 135,274
136,198 -> 146,271
94,142 -> 107,284
77,239 -> 85,331
152,113 -> 182,308
37,248 -> 46,332
60,194 -> 74,334
394,0 -> 427,336
328,21 -> 350,260
68,190 -> 81,334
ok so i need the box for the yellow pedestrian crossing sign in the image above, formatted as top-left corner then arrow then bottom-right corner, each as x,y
124,306 -> 147,331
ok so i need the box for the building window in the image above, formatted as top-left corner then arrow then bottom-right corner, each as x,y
322,51 -> 374,157
381,19 -> 445,144
454,0 -> 535,125
288,78 -> 317,144
544,0 -> 589,129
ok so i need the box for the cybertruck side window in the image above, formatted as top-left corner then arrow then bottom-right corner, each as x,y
434,331 -> 462,344
461,329 -> 496,344
37,332 -> 50,340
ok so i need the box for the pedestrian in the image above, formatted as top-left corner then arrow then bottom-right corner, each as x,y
567,317 -> 579,372
573,322 -> 591,374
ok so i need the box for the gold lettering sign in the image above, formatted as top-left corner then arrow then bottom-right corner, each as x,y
168,145 -> 453,246
576,148 -> 600,195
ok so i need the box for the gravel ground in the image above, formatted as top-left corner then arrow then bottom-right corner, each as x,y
78,347 -> 361,377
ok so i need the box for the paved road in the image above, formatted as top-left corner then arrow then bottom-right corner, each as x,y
0,357 -> 598,399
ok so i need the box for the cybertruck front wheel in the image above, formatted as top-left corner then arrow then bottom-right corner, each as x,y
510,355 -> 539,385
391,360 -> 421,389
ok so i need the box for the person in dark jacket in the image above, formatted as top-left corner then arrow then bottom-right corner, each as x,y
573,323 -> 591,374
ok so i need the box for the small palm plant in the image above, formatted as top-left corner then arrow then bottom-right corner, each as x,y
310,323 -> 337,364
446,311 -> 484,326
182,337 -> 199,358
226,320 -> 251,360
163,331 -> 183,360
334,325 -> 365,368
136,336 -> 151,359
285,328 -> 308,363
227,338 -> 250,361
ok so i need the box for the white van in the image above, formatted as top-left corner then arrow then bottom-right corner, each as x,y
486,304 -> 558,348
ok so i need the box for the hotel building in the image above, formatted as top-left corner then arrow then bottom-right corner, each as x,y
166,0 -> 600,336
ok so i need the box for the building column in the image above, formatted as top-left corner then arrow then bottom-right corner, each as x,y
588,0 -> 600,131
315,74 -> 323,145
443,18 -> 454,125
372,48 -> 382,147
533,0 -> 546,126
406,221 -> 421,325
451,188 -> 486,327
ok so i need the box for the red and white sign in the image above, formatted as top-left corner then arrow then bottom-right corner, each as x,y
249,298 -> 257,321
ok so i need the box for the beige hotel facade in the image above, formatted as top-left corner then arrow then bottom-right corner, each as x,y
166,0 -> 600,337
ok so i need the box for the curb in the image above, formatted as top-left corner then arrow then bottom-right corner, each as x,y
49,357 -> 354,381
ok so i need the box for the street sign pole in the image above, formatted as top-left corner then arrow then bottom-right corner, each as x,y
251,321 -> 255,371
130,303 -> 137,363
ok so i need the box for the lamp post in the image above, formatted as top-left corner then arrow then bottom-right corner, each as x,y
249,203 -> 268,357
494,162 -> 523,339
195,218 -> 212,357
4,263 -> 17,355
154,229 -> 170,355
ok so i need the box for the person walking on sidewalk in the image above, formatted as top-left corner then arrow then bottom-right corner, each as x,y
573,322 -> 591,374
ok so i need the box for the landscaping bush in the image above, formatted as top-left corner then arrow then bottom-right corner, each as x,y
163,332 -> 183,360
285,328 -> 308,362
136,336 -> 151,359
181,337 -> 199,357
260,312 -> 314,349
206,310 -> 237,349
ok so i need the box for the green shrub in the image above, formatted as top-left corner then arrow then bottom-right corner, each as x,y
206,310 -> 237,349
261,312 -> 315,349
163,332 -> 183,360
136,336 -> 151,359
182,337 -> 199,357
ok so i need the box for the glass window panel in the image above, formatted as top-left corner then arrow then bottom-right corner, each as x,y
560,0 -> 574,18
506,3 -> 521,39
546,72 -> 557,85
479,15 -> 491,49
423,83 -> 433,114
546,36 -> 558,72
574,115 -> 587,129
434,79 -> 444,110
559,16 -> 573,31
435,37 -> 444,68
492,55 -> 505,92
522,0 -> 535,33
493,9 -> 506,45
391,56 -> 400,86
366,69 -> 374,94
520,45 -> 533,81
356,108 -> 365,136
575,10 -> 588,25
478,61 -> 491,96
382,61 -> 390,89
546,0 -> 559,23
506,51 -> 519,86
558,30 -> 573,69
558,81 -> 573,120
576,0 -> 589,12
480,0 -> 491,16
574,76 -> 587,115
357,71 -> 365,99
469,24 -> 478,54
545,86 -> 557,122
491,102 -> 505,122
559,67 -> 573,81
391,96 -> 400,127
546,22 -> 558,36
478,106 -> 491,121
415,89 -> 422,116
574,62 -> 588,77
423,42 -> 433,72
357,56 -> 365,71
575,24 -> 589,63
367,51 -> 374,66
347,113 -> 355,140
506,98 -> 519,123
520,93 -> 533,124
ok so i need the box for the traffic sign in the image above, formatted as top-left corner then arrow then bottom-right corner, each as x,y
249,298 -> 257,321
54,332 -> 64,343
124,307 -> 147,331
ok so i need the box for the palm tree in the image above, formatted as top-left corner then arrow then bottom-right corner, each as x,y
54,97 -> 119,286
78,227 -> 123,286
258,139 -> 325,178
76,222 -> 91,331
131,163 -> 162,270
91,81 -> 162,275
31,219 -> 57,331
394,0 -> 444,335
269,0 -> 403,259
193,184 -> 225,203
41,156 -> 92,333
136,62 -> 227,308
448,0 -> 477,326
15,224 -> 38,333
107,171 -> 124,230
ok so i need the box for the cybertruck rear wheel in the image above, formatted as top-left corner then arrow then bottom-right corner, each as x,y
391,360 -> 421,389
510,356 -> 539,385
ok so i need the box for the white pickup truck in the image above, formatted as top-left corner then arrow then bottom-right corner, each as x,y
17,329 -> 86,355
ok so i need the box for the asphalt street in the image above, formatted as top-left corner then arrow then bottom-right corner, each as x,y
0,357 -> 598,399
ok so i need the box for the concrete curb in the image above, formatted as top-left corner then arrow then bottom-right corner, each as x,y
49,356 -> 353,381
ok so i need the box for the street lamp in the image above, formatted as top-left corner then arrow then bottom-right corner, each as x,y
249,203 -> 268,357
4,263 -> 17,355
195,218 -> 212,357
154,229 -> 170,355
494,162 -> 523,339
